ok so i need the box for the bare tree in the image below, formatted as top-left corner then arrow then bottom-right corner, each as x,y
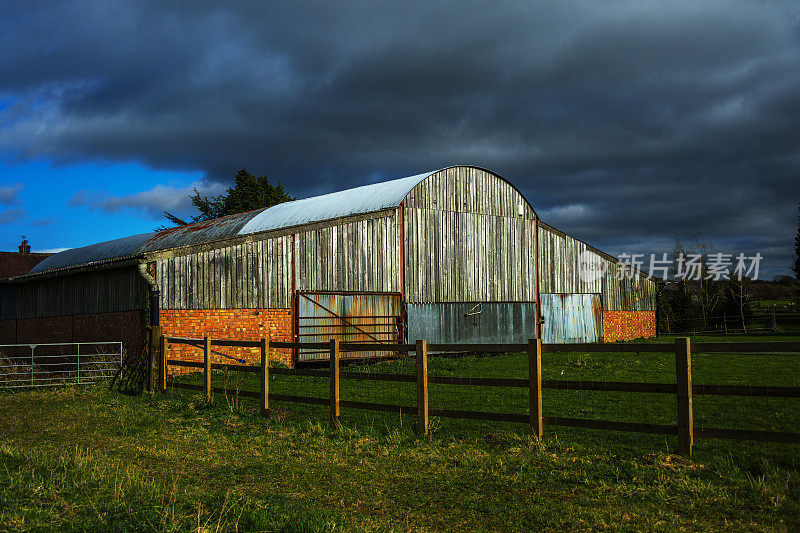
693,231 -> 723,328
726,276 -> 753,333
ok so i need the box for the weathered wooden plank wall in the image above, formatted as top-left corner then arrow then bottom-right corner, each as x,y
403,167 -> 538,303
603,262 -> 657,312
155,236 -> 292,310
295,214 -> 399,293
1,266 -> 147,319
537,224 -> 656,311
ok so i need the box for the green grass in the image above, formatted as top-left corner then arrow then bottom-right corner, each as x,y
0,334 -> 798,531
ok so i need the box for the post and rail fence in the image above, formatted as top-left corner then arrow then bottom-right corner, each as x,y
158,336 -> 800,456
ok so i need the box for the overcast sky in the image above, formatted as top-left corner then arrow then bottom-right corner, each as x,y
0,1 -> 798,278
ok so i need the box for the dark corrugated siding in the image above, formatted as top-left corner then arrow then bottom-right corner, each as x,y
1,266 -> 147,319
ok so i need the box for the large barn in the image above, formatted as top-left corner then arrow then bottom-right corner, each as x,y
0,166 -> 656,369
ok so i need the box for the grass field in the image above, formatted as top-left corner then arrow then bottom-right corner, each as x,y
0,334 -> 798,531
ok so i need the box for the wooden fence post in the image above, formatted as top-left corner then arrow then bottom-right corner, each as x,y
675,337 -> 693,456
147,328 -> 158,392
204,336 -> 212,401
261,338 -> 269,416
529,338 -> 543,439
416,339 -> 429,435
330,339 -> 340,427
161,335 -> 168,392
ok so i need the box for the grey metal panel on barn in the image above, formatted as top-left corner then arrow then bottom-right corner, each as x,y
3,266 -> 147,319
154,235 -> 291,309
539,293 -> 603,343
403,167 -> 538,304
407,303 -> 538,345
296,212 -> 399,293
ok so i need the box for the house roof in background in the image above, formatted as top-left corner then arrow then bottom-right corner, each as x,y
0,251 -> 53,279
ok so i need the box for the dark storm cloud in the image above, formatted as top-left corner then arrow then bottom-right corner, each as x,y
69,180 -> 227,220
0,0 -> 798,276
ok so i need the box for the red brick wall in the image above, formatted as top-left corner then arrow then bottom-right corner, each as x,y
602,311 -> 656,342
0,311 -> 145,360
160,308 -> 293,369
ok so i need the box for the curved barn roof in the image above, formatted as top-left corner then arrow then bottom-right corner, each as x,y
30,169 -> 438,274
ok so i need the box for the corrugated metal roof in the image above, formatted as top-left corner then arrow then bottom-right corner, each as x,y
31,232 -> 157,273
239,171 -> 430,234
29,169 -> 436,275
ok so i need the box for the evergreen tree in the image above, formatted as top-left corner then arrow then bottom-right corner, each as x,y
161,168 -> 293,228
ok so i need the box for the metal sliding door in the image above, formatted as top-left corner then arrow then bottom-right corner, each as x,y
540,293 -> 603,343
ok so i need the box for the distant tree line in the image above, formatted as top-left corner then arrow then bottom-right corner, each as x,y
659,204 -> 800,335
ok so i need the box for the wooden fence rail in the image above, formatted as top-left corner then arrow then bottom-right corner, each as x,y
159,336 -> 800,456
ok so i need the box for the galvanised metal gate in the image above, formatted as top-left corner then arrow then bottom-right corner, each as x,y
295,292 -> 404,362
0,341 -> 122,389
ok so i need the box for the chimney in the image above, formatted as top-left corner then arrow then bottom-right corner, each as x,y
18,238 -> 30,255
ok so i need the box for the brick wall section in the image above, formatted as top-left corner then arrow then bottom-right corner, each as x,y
603,311 -> 656,342
0,311 -> 145,360
159,308 -> 293,370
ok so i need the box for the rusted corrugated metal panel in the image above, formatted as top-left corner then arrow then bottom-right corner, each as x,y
139,210 -> 258,254
295,213 -> 399,293
540,293 -> 602,343
403,167 -> 538,304
296,292 -> 403,361
407,303 -> 538,345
